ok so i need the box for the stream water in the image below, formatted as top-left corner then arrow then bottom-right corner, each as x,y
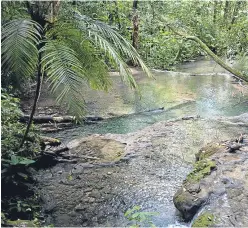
51,59 -> 248,143
41,59 -> 248,227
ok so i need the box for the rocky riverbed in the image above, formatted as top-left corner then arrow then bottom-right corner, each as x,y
33,114 -> 247,227
173,134 -> 248,227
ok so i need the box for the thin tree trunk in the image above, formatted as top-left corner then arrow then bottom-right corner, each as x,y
223,0 -> 230,21
132,0 -> 139,49
166,24 -> 248,82
229,1 -> 241,30
213,1 -> 218,23
20,52 -> 42,148
20,1 -> 61,148
186,35 -> 247,82
114,0 -> 121,30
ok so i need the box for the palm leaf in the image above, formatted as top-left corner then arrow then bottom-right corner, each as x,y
1,19 -> 41,79
40,40 -> 89,118
74,12 -> 153,89
46,23 -> 112,91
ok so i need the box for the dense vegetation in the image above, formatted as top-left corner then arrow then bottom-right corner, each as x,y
72,1 -> 248,70
1,0 -> 248,225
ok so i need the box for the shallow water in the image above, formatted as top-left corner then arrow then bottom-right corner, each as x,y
44,59 -> 248,227
52,59 -> 248,143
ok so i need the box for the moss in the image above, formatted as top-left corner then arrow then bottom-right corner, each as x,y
6,219 -> 39,227
192,212 -> 215,227
196,144 -> 223,161
186,160 -> 216,183
174,192 -> 187,204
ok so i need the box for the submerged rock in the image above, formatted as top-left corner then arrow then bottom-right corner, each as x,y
66,135 -> 127,164
173,135 -> 248,226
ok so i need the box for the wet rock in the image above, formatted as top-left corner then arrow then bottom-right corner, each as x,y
75,204 -> 87,212
174,135 -> 248,226
66,136 -> 126,164
173,184 -> 209,221
82,197 -> 96,203
34,117 -> 248,227
192,212 -> 215,227
227,143 -> 242,153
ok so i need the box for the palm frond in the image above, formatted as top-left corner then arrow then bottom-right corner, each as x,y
40,40 -> 89,118
46,23 -> 112,91
74,12 -> 153,89
1,19 -> 41,79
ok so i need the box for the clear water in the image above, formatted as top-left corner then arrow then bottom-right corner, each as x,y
51,59 -> 248,142
45,59 -> 248,227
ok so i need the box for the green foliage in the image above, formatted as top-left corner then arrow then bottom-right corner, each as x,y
1,4 -> 152,118
74,11 -> 152,87
1,89 -> 40,160
1,19 -> 41,79
124,205 -> 159,227
1,91 -> 40,222
1,90 -> 40,204
95,1 -> 248,69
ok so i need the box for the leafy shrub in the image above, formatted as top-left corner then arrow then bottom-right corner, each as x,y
1,89 -> 40,160
1,89 -> 41,222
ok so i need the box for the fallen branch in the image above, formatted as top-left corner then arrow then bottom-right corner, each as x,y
40,136 -> 61,146
20,115 -> 76,124
20,115 -> 104,124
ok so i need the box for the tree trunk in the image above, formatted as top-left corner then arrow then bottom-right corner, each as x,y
20,1 -> 61,148
223,0 -> 230,21
114,0 -> 121,30
229,1 -> 242,30
20,115 -> 104,124
166,24 -> 248,82
20,50 -> 43,148
187,36 -> 247,82
213,1 -> 218,23
20,115 -> 76,124
132,0 -> 139,50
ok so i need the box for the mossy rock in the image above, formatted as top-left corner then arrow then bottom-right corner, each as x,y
192,212 -> 215,227
186,159 -> 216,183
195,143 -> 224,161
173,186 -> 209,221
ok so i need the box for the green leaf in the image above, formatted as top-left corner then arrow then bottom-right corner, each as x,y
124,205 -> 141,217
74,12 -> 153,89
1,19 -> 42,79
18,157 -> 35,165
41,40 -> 88,119
10,155 -> 19,165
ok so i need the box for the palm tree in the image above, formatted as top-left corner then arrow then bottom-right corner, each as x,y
1,1 -> 152,148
